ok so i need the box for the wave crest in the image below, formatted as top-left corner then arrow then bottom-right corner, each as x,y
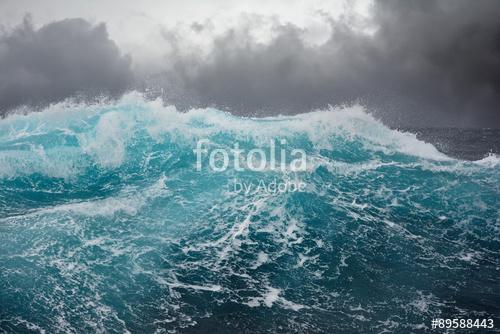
0,92 -> 460,179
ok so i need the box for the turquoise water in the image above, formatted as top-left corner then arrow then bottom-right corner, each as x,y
0,94 -> 499,333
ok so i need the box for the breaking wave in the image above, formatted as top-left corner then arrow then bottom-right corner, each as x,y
0,93 -> 498,333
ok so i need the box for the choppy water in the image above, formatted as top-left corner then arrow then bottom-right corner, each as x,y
0,94 -> 499,333
405,127 -> 500,161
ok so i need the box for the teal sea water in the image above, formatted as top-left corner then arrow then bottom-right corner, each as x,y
0,94 -> 499,333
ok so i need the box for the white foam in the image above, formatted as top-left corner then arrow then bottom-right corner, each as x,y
79,111 -> 134,168
166,282 -> 222,292
474,153 -> 500,168
263,287 -> 281,307
245,285 -> 307,311
0,175 -> 169,221
252,251 -> 269,269
10,317 -> 47,334
409,292 -> 443,314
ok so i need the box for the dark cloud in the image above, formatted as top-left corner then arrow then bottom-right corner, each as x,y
149,0 -> 500,127
2,1 -> 500,127
0,16 -> 133,115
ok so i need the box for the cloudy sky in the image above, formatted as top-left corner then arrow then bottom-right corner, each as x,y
1,0 -> 499,127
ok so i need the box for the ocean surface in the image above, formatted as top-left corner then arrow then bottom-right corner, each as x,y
403,128 -> 500,161
0,94 -> 499,333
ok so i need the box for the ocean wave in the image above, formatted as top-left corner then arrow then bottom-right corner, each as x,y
0,92 -> 469,180
0,92 -> 498,333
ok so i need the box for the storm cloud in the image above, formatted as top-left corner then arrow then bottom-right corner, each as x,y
150,0 -> 500,127
1,1 -> 500,127
0,17 -> 133,114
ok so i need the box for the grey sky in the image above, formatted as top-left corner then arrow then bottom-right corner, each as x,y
0,0 -> 499,127
0,16 -> 133,112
